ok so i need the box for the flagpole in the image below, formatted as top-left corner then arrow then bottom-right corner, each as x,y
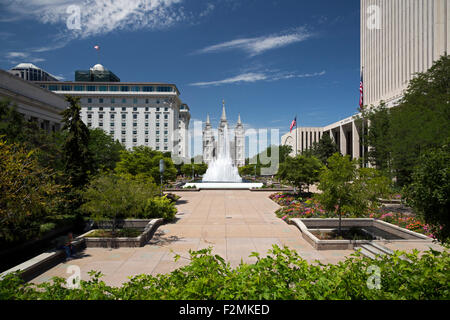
361,66 -> 365,168
295,115 -> 298,157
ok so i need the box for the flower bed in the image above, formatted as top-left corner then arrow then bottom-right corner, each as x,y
270,192 -> 435,239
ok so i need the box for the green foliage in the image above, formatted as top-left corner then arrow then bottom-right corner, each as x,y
1,246 -> 449,300
239,164 -> 260,177
276,155 -> 323,193
404,142 -> 450,243
180,163 -> 208,178
88,128 -> 125,173
307,132 -> 340,165
61,96 -> 93,189
143,196 -> 177,221
357,54 -> 450,186
0,138 -> 64,243
115,146 -> 177,184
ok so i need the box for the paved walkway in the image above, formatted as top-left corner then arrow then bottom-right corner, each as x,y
31,190 -> 441,287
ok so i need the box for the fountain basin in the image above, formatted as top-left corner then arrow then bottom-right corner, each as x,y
183,182 -> 263,190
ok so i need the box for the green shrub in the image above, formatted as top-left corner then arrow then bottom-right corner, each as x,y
141,196 -> 177,221
0,245 -> 448,300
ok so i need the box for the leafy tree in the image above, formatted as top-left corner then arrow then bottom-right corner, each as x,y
404,142 -> 450,243
316,153 -> 357,233
88,128 -> 125,173
308,132 -> 340,165
181,162 -> 208,178
61,96 -> 93,189
276,155 -> 323,193
239,164 -> 260,177
317,153 -> 391,233
0,138 -> 63,243
115,146 -> 177,185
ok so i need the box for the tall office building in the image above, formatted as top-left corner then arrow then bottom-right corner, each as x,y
35,64 -> 191,160
283,0 -> 449,158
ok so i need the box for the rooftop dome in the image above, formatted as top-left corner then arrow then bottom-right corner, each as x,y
12,63 -> 40,70
91,64 -> 106,71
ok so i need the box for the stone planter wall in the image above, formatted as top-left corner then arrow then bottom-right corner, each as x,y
80,218 -> 163,248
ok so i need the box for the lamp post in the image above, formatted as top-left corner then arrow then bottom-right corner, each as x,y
159,159 -> 165,196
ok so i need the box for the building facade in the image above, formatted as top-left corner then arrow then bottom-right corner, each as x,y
203,102 -> 245,167
8,63 -> 59,82
35,64 -> 191,160
0,69 -> 68,131
283,0 -> 449,159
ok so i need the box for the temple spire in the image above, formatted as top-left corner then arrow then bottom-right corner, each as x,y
221,99 -> 227,121
237,113 -> 242,125
206,113 -> 210,124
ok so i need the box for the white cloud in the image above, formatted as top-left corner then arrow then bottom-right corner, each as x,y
189,70 -> 326,87
0,0 -> 199,41
6,52 -> 29,59
190,72 -> 267,87
195,27 -> 313,56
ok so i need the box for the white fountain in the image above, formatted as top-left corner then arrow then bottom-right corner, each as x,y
184,105 -> 263,190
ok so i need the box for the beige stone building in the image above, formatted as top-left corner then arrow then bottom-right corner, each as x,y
0,69 -> 68,132
283,0 -> 449,159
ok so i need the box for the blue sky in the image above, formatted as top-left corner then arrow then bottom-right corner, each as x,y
0,0 -> 360,141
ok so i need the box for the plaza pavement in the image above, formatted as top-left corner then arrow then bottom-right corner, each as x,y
31,190 -> 442,287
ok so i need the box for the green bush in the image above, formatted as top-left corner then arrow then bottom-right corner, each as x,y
0,245 -> 448,300
141,196 -> 177,221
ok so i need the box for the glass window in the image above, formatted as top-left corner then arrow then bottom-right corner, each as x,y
145,131 -> 149,135
87,98 -> 92,103
145,107 -> 149,112
122,98 -> 127,104
74,85 -> 84,91
110,107 -> 115,111
164,123 -> 168,127
121,138 -> 125,143
48,85 -> 58,91
145,139 -> 149,143
164,108 -> 168,112
111,98 -> 115,104
122,131 -> 126,135
164,131 -> 168,135
157,86 -> 173,92
145,114 -> 149,119
122,107 -> 126,111
111,114 -> 115,119
164,115 -> 168,120
156,100 -> 160,104
133,107 -> 137,112
99,114 -> 103,119
142,86 -> 153,92
133,130 -> 137,135
145,99 -> 149,104
133,114 -> 137,119
145,123 -> 149,127
156,115 -> 160,120
133,99 -> 138,104
122,114 -> 126,119
99,123 -> 103,127
164,138 -> 168,143
133,138 -> 137,143
87,107 -> 92,111
88,123 -> 92,127
156,108 -> 160,112
110,123 -> 115,127
131,86 -> 140,92
156,123 -> 160,127
164,147 -> 168,151
122,123 -> 126,127
156,139 -> 160,143
120,86 -> 129,92
99,98 -> 104,103
156,131 -> 160,135
133,123 -> 137,127
88,114 -> 92,119
99,107 -> 103,111
61,85 -> 72,91
156,147 -> 160,150
99,86 -> 107,91
109,86 -> 118,92
110,131 -> 114,135
87,85 -> 96,91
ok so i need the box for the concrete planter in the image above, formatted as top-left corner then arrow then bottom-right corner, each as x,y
290,218 -> 431,250
250,188 -> 294,192
79,218 -> 163,248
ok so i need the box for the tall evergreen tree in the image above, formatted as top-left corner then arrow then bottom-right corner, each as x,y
61,96 -> 93,189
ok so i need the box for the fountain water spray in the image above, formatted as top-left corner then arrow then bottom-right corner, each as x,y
202,125 -> 242,182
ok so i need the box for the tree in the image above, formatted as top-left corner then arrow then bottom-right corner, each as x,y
404,142 -> 450,243
309,132 -> 340,165
0,138 -> 63,243
88,128 -> 125,173
316,153 -> 357,234
317,153 -> 391,234
61,96 -> 93,189
276,155 -> 323,193
115,146 -> 177,185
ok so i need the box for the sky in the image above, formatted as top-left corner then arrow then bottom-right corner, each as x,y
0,0 -> 361,155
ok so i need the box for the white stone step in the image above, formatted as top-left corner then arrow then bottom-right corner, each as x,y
360,244 -> 386,257
354,246 -> 376,260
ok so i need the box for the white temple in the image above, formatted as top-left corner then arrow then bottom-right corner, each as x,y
202,100 -> 245,168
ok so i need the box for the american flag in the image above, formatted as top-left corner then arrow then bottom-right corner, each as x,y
359,70 -> 364,109
290,116 -> 297,133
94,45 -> 100,50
